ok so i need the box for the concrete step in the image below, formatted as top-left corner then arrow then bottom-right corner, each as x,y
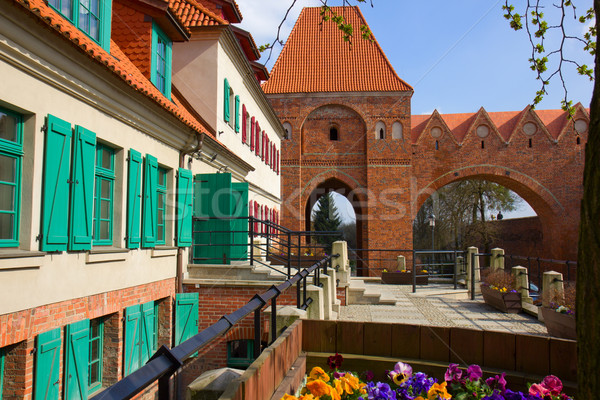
187,263 -> 286,282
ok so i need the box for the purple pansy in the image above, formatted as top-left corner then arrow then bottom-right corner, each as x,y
444,363 -> 462,382
466,364 -> 482,381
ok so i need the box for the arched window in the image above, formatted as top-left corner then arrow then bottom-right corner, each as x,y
392,122 -> 403,140
283,122 -> 292,140
329,126 -> 339,141
375,121 -> 386,139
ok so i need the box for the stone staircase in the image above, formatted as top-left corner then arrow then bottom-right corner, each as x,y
347,278 -> 398,305
184,261 -> 341,320
186,261 -> 289,283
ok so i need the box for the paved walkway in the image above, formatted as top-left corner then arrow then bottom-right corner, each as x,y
339,283 -> 548,336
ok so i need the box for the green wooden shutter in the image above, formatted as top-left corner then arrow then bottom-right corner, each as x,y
175,293 -> 199,346
69,126 -> 96,251
231,182 -> 249,260
0,347 -> 5,399
127,149 -> 143,249
99,0 -> 112,52
192,173 -> 233,264
124,305 -> 141,376
41,115 -> 72,252
223,79 -> 230,123
234,95 -> 240,133
35,328 -> 61,400
177,168 -> 193,247
140,302 -> 156,365
142,154 -> 158,248
64,320 -> 90,400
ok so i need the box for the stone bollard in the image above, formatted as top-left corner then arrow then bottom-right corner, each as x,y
263,305 -> 307,342
252,238 -> 265,262
466,247 -> 481,295
490,248 -> 505,272
512,266 -> 533,304
332,241 -> 349,287
542,271 -> 564,308
397,255 -> 406,271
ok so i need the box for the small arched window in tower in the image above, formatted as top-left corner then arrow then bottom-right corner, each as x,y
392,122 -> 403,140
528,138 -> 532,148
375,121 -> 386,140
481,140 -> 485,149
283,122 -> 292,140
435,140 -> 439,150
330,126 -> 339,141
577,136 -> 581,145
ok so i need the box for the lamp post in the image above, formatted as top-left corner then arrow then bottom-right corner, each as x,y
428,214 -> 436,251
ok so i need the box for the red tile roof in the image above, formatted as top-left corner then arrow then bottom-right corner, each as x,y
262,6 -> 412,94
168,0 -> 227,27
411,106 -> 586,144
12,0 -> 211,136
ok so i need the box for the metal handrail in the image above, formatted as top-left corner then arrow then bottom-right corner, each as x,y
91,254 -> 338,400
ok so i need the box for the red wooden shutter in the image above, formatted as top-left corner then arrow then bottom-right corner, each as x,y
250,117 -> 255,150
241,105 -> 247,143
255,122 -> 260,155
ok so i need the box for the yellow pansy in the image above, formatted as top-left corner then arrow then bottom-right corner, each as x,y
308,367 -> 330,383
427,382 -> 451,400
280,394 -> 298,400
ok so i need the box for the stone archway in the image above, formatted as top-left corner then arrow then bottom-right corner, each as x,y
414,166 -> 567,259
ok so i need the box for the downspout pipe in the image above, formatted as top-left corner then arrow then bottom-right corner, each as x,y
177,132 -> 204,293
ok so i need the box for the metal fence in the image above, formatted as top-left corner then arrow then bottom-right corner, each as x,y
348,248 -> 467,293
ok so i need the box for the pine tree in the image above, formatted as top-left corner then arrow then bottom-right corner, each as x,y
312,192 -> 342,252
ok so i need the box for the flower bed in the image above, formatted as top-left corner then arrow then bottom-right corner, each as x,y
281,355 -> 572,400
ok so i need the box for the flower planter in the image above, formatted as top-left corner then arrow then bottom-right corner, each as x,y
541,307 -> 576,340
381,272 -> 428,285
481,285 -> 521,313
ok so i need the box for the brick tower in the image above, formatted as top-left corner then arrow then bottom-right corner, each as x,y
264,6 -> 587,272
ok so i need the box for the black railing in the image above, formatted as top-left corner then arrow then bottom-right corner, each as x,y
348,248 -> 466,293
91,255 -> 337,400
501,254 -> 576,296
191,216 -> 342,280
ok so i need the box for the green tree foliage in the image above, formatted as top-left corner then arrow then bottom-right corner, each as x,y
502,1 -> 595,112
312,192 -> 342,252
414,180 -> 519,252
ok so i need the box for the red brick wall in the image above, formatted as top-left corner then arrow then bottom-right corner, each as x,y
0,279 -> 174,400
268,91 -> 586,270
488,217 -> 544,258
179,283 -> 302,388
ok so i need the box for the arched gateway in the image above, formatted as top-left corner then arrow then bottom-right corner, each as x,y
263,6 -> 588,273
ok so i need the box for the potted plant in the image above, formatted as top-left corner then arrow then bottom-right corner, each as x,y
480,270 -> 521,313
541,283 -> 576,340
381,269 -> 429,285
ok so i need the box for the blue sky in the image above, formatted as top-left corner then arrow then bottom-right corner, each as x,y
237,0 -> 594,220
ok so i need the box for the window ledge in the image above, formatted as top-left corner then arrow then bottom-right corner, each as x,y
151,247 -> 178,258
89,246 -> 129,254
0,250 -> 45,270
87,247 -> 128,264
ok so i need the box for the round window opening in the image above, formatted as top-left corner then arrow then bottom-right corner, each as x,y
574,119 -> 588,134
430,127 -> 442,138
476,125 -> 489,138
523,122 -> 537,136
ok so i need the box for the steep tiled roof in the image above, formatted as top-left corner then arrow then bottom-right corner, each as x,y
12,0 -> 211,135
411,107 -> 582,144
263,6 -> 412,94
168,0 -> 227,27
